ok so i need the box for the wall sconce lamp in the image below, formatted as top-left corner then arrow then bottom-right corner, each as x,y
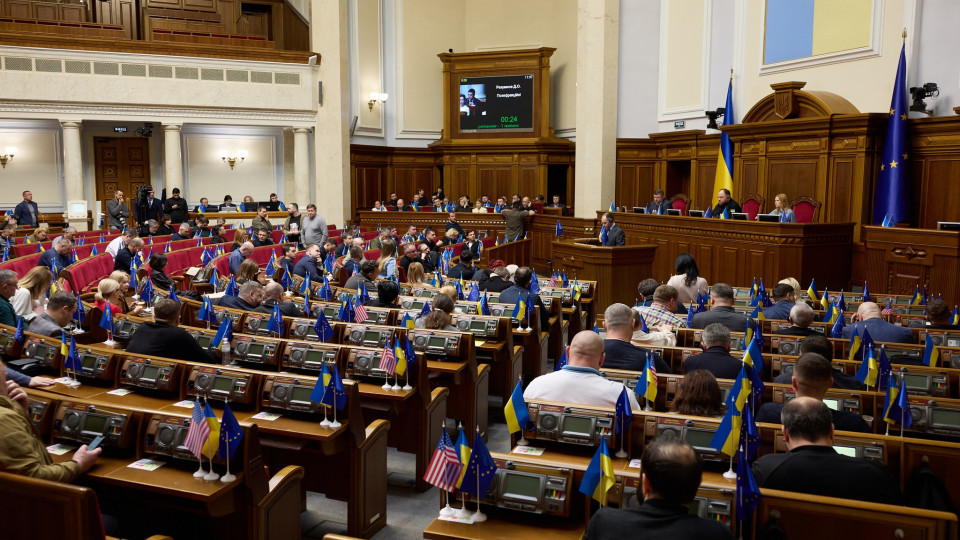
0,147 -> 16,168
368,92 -> 388,111
219,149 -> 247,170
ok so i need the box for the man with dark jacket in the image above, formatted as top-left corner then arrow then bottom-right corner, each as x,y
602,303 -> 670,373
583,435 -> 733,540
447,251 -> 475,281
762,283 -> 797,320
126,299 -> 216,363
772,303 -> 821,337
217,281 -> 263,311
599,212 -> 625,247
711,189 -> 742,217
478,266 -> 512,293
13,190 -> 39,228
498,266 -> 549,331
162,188 -> 189,224
682,323 -> 742,380
690,283 -> 748,332
113,237 -> 143,274
255,282 -> 304,318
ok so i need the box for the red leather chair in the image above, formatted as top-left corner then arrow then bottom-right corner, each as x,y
790,196 -> 822,223
669,194 -> 691,216
741,194 -> 765,221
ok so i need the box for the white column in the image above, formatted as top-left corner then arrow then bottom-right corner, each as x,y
293,127 -> 311,206
61,121 -> 88,231
574,0 -> 619,218
311,0 -> 350,225
162,123 -> 183,194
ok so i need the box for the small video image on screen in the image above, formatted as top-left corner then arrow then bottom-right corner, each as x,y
458,74 -> 534,133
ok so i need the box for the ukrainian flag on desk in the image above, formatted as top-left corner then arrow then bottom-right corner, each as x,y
504,380 -> 531,435
200,401 -> 221,459
454,425 -> 471,488
713,73 -> 735,196
512,299 -> 526,324
872,41 -> 911,226
579,438 -> 615,505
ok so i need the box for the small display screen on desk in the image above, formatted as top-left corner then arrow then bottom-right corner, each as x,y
685,428 -> 717,451
503,473 -> 540,501
305,349 -> 327,363
81,355 -> 98,369
470,320 -> 486,331
428,336 -> 447,348
213,377 -> 234,392
247,343 -> 266,355
932,408 -> 960,427
365,331 -> 382,342
141,364 -> 161,380
834,445 -> 857,458
196,335 -> 212,348
291,386 -> 313,403
83,414 -> 107,433
561,416 -> 592,437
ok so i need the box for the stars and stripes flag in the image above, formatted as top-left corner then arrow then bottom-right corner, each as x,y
423,429 -> 462,492
354,300 -> 368,323
379,344 -> 396,375
184,399 -> 211,460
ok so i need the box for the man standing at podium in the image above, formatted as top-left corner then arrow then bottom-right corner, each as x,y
711,189 -> 741,217
599,212 -> 625,246
645,189 -> 673,215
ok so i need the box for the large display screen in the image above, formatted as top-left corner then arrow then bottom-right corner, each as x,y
458,74 -> 534,133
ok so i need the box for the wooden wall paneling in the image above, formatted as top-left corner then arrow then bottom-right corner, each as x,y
33,2 -> 57,19
615,139 -> 658,208
919,159 -> 960,230
182,0 -> 215,12
528,216 -> 594,274
616,164 -> 639,208
7,1 -> 32,18
218,0 -> 238,34
144,0 -> 181,9
827,157 -> 854,223
59,4 -> 86,22
280,1 -> 308,50
858,226 -> 960,299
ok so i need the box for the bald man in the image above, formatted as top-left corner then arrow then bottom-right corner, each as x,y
229,241 -> 254,275
524,331 -> 641,409
840,302 -> 913,344
255,281 -> 304,318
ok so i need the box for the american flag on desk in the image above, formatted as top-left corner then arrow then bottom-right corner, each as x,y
354,298 -> 368,323
184,399 -> 211,459
379,344 -> 396,375
423,429 -> 462,492
881,300 -> 895,315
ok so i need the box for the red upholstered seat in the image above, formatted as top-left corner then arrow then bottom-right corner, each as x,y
790,196 -> 821,223
741,194 -> 765,221
449,244 -> 464,257
363,249 -> 381,261
669,194 -> 690,216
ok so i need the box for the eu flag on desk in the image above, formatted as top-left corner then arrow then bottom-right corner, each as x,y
555,221 -> 562,237
713,74 -> 735,196
217,402 -> 244,460
64,334 -> 81,373
264,252 -> 276,278
140,279 -> 154,305
198,295 -> 217,324
555,350 -> 568,371
467,282 -> 480,302
736,426 -> 762,519
14,316 -> 24,343
266,304 -> 282,334
598,225 -> 609,245
615,387 -> 633,436
322,364 -> 347,410
314,310 -> 333,342
873,42 -> 911,226
99,303 -> 115,335
225,276 -> 239,297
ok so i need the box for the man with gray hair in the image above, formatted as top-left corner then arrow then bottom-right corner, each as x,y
171,222 -> 192,241
37,237 -> 71,272
52,227 -> 77,248
229,241 -> 254,275
106,229 -> 135,259
773,302 -> 820,337
217,281 -> 263,311
602,303 -> 670,373
143,219 -> 159,236
113,237 -> 143,274
682,322 -> 741,379
689,283 -> 748,332
25,291 -> 77,338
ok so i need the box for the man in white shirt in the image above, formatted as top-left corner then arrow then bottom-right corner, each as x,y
524,330 -> 640,410
106,230 -> 135,259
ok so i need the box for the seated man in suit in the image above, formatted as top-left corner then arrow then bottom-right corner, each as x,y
23,291 -> 76,338
525,330 -> 641,410
599,212 -> 625,246
645,189 -> 673,215
690,283 -> 748,332
602,303 -> 670,373
772,303 -> 821,337
772,334 -> 864,390
112,237 -> 143,274
682,323 -> 742,380
548,194 -> 567,215
762,283 -> 797,320
255,282 -> 304,318
171,223 -> 192,242
711,189 -> 742,217
478,265 -> 513,293
447,250 -> 476,281
841,302 -> 914,344
753,397 -> 902,505
126,299 -> 217,364
909,298 -> 959,329
217,281 -> 263,311
229,242 -> 254,275
757,352 -> 870,432
498,266 -> 549,331
583,434 -> 733,540
37,237 -> 71,272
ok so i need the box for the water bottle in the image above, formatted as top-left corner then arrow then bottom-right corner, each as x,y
221,340 -> 231,365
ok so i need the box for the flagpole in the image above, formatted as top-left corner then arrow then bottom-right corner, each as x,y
402,353 -> 413,391
382,364 -> 391,390
203,398 -> 219,481
615,406 -> 627,458
221,398 -> 236,482
330,391 -> 341,428
472,426 -> 487,523
723,453 -> 737,480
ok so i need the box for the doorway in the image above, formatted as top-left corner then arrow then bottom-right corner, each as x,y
93,136 -> 151,229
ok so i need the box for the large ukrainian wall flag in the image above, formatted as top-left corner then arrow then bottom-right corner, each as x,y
763,0 -> 873,65
712,76 -> 734,197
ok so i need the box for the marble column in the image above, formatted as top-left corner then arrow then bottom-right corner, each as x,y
574,0 -> 619,219
311,0 -> 350,225
293,127 -> 311,207
60,121 -> 88,231
162,123 -> 183,195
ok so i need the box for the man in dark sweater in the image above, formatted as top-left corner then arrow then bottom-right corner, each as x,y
753,397 -> 902,505
758,352 -> 871,432
217,281 -> 263,311
255,282 -> 303,318
583,435 -> 732,540
682,323 -> 742,380
126,299 -> 216,363
690,283 -> 748,332
772,334 -> 865,390
601,303 -> 670,373
113,237 -> 143,274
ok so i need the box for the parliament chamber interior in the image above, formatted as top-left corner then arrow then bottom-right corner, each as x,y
3,0 -> 960,538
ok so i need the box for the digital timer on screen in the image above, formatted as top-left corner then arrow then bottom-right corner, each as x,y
458,74 -> 534,133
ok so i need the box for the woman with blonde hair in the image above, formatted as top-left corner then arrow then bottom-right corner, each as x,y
778,277 -> 802,303
406,262 -> 426,286
231,228 -> 249,252
377,239 -> 397,279
766,193 -> 796,223
242,195 -> 255,212
25,228 -> 49,244
107,270 -> 144,315
10,266 -> 52,320
94,279 -> 125,314
438,284 -> 458,303
235,258 -> 262,284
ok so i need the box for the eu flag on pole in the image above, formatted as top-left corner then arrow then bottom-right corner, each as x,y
99,303 -> 115,334
217,402 -> 244,460
713,73 -> 735,196
873,42 -> 911,225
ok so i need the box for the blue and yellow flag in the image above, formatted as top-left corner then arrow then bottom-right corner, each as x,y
634,353 -> 657,403
873,42 -> 911,225
847,328 -> 862,362
460,430 -> 498,498
713,75 -> 735,196
504,380 -> 531,434
455,425 -> 471,488
200,401 -> 222,459
579,438 -> 616,505
726,366 -> 752,413
806,279 -> 818,303
393,336 -> 407,376
856,346 -> 879,387
952,306 -> 960,326
922,332 -> 940,368
882,373 -> 902,425
910,284 -> 923,306
512,300 -> 526,324
710,402 -> 742,458
742,334 -> 765,375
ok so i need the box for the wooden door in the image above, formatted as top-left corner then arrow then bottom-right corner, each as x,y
94,0 -> 138,40
94,137 -> 150,228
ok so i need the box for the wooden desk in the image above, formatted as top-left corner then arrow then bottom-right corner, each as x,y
860,225 -> 960,299
424,511 -> 586,540
187,211 -> 289,228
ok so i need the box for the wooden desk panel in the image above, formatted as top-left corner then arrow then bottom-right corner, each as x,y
860,225 -> 960,299
603,213 -> 854,290
424,513 -> 586,540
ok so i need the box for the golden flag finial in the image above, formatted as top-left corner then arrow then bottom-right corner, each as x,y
902,28 -> 907,41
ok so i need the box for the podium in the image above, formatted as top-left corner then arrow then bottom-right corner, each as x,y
552,240 -> 657,325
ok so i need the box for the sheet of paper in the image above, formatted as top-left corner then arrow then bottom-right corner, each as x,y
106,388 -> 133,396
511,446 -> 545,456
171,400 -> 195,408
46,443 -> 75,456
127,459 -> 165,471
628,458 -> 642,469
250,411 -> 281,421
438,512 -> 476,524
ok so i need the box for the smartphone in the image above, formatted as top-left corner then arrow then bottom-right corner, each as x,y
87,435 -> 104,451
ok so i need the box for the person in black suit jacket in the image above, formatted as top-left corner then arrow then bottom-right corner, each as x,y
217,281 -> 263,311
583,436 -> 733,540
547,194 -> 567,216
772,334 -> 866,391
711,188 -> 742,217
645,189 -> 673,215
126,299 -> 217,364
599,212 -> 625,247
447,250 -> 476,281
478,266 -> 513,293
690,283 -> 749,332
772,303 -> 822,337
682,323 -> 742,380
112,237 -> 143,274
498,267 -> 549,331
13,190 -> 39,228
255,282 -> 304,318
461,230 -> 482,258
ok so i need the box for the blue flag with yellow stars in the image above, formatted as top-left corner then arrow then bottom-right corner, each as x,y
217,402 -> 244,459
459,429 -> 498,498
873,42 -> 910,225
